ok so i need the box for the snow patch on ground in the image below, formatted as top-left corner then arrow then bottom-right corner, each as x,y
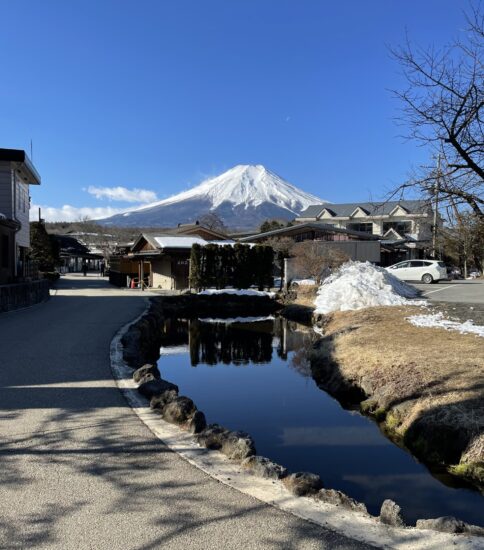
292,279 -> 317,286
314,261 -> 425,314
199,289 -> 276,298
408,313 -> 484,337
199,315 -> 275,324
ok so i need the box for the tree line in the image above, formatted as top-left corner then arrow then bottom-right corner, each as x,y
189,243 -> 274,290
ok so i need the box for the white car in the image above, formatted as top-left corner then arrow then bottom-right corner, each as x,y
386,259 -> 448,284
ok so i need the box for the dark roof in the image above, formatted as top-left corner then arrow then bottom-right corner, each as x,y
53,235 -> 90,256
239,222 -> 381,242
299,200 -> 431,218
0,148 -> 41,185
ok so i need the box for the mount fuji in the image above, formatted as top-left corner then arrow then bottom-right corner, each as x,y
98,164 -> 327,229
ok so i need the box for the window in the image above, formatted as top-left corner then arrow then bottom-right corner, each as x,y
395,261 -> 410,269
409,260 -> 424,267
347,222 -> 373,233
383,221 -> 412,235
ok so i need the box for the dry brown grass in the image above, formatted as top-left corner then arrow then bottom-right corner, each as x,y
325,305 -> 483,386
321,305 -> 484,470
292,285 -> 318,307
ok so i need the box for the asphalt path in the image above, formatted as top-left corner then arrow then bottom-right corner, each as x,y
0,274 -> 374,550
410,280 -> 484,304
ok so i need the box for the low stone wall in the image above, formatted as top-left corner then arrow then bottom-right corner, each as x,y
0,280 -> 50,313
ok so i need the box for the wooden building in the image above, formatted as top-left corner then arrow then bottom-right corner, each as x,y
109,223 -> 232,290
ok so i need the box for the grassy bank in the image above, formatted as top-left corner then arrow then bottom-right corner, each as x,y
290,285 -> 484,485
309,304 -> 484,488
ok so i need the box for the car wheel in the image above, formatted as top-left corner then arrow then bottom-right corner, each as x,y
421,273 -> 434,284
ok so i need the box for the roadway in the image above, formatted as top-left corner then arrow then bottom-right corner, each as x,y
0,274 -> 373,550
410,280 -> 484,304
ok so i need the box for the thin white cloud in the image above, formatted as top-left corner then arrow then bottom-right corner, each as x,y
86,185 -> 157,203
29,203 -> 130,222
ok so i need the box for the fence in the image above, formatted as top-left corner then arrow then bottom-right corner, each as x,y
0,279 -> 50,313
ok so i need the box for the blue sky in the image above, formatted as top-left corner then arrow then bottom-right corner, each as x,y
0,0 -> 469,221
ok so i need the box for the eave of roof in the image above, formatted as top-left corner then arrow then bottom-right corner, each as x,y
0,148 -> 41,185
238,222 -> 380,241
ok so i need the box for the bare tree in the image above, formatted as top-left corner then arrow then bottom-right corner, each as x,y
290,241 -> 349,283
391,4 -> 484,218
440,210 -> 484,274
198,212 -> 227,233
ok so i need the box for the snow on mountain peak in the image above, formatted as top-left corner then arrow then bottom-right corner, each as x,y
134,164 -> 326,214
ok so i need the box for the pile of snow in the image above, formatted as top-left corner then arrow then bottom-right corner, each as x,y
314,261 -> 423,314
199,289 -> 275,298
408,313 -> 484,337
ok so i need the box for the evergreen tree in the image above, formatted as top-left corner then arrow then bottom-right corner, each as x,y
262,245 -> 274,288
203,244 -> 218,288
234,243 -> 252,288
189,244 -> 203,290
260,219 -> 285,233
29,222 -> 59,271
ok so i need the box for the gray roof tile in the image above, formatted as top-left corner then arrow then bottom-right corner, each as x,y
299,200 -> 430,218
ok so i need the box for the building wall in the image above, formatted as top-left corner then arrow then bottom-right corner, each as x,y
0,225 -> 15,284
0,162 -> 13,218
15,175 -> 30,248
152,257 -> 173,289
333,216 -> 431,239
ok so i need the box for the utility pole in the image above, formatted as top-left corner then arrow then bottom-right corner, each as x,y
431,154 -> 441,259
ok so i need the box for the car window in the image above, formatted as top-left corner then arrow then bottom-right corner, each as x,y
437,261 -> 446,267
394,261 -> 410,269
423,261 -> 433,266
409,260 -> 424,267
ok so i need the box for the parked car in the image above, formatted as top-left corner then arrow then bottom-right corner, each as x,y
386,259 -> 448,284
468,269 -> 481,279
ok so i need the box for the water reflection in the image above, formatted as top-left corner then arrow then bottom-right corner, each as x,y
156,315 -> 483,526
281,426 -> 391,447
159,317 -> 312,367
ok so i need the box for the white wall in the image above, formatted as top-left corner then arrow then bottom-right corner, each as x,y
152,257 -> 173,289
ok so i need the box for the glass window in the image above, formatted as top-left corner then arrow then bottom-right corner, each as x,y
347,222 -> 373,233
409,260 -> 424,267
383,221 -> 412,234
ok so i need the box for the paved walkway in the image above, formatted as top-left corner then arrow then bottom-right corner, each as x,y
0,274 -> 374,550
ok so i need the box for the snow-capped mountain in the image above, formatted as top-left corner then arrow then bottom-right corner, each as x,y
99,164 -> 326,229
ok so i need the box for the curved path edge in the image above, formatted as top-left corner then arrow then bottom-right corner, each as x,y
110,306 -> 481,550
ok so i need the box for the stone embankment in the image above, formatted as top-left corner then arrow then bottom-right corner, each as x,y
118,294 -> 484,541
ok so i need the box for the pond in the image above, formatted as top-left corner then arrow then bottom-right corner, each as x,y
156,316 -> 483,526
